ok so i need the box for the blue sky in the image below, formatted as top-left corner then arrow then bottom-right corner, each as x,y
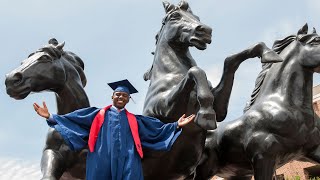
1,0 -> 320,179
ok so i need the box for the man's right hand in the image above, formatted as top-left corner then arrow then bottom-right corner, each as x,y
33,102 -> 50,119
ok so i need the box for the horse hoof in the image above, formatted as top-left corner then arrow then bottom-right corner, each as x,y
261,50 -> 283,63
195,112 -> 217,130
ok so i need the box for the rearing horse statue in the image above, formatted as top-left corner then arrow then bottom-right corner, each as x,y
195,24 -> 320,180
142,1 -> 282,179
5,39 -> 88,180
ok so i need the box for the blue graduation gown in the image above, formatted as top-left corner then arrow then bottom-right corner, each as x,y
46,107 -> 182,180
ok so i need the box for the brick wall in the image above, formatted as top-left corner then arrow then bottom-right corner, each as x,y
275,161 -> 315,180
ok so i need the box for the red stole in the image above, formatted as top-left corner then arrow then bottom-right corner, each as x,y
88,105 -> 143,158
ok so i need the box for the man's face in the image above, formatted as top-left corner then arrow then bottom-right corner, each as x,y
112,91 -> 130,109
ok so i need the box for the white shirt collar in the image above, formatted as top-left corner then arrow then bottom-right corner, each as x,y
111,105 -> 125,112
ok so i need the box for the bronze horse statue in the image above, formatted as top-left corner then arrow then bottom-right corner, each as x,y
142,1 -> 282,179
194,24 -> 320,180
5,38 -> 88,180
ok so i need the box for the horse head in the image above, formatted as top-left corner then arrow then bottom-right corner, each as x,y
5,38 -> 86,100
293,24 -> 320,73
144,1 -> 213,81
271,24 -> 320,70
157,1 -> 212,50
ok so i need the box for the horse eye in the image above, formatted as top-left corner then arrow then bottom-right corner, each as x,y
170,12 -> 181,20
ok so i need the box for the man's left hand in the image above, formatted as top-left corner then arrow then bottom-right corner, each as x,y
177,114 -> 195,128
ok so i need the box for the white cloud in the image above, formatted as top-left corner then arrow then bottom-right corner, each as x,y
0,158 -> 41,180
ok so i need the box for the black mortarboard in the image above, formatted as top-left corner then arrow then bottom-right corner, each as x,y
107,79 -> 138,95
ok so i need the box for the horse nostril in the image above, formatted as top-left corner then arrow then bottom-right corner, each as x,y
6,72 -> 24,86
13,72 -> 24,85
196,25 -> 212,35
195,25 -> 204,32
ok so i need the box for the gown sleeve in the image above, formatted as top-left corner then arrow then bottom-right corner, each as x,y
135,115 -> 182,151
46,107 -> 100,151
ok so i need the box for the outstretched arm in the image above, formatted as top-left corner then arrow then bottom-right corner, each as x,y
33,101 -> 50,119
33,102 -> 100,150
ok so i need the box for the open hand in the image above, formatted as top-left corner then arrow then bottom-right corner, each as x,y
33,102 -> 50,119
177,114 -> 195,128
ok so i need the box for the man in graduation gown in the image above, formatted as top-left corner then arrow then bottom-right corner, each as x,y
33,79 -> 195,180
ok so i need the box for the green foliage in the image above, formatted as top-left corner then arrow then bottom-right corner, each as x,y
309,177 -> 320,180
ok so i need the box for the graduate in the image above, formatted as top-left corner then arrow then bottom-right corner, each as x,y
33,79 -> 195,180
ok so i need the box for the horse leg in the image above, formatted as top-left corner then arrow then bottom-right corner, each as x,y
252,155 -> 276,180
41,128 -> 70,180
166,66 -> 216,130
212,42 -> 282,121
305,145 -> 320,164
193,146 -> 219,180
41,150 -> 65,180
304,114 -> 320,163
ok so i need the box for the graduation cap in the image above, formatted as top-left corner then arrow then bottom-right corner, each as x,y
107,79 -> 138,95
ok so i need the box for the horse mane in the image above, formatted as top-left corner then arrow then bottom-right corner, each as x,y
38,38 -> 87,87
244,24 -> 318,112
62,51 -> 87,87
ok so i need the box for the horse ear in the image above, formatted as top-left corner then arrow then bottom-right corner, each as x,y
298,23 -> 308,35
313,27 -> 317,34
163,1 -> 175,13
178,1 -> 188,10
56,41 -> 65,50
